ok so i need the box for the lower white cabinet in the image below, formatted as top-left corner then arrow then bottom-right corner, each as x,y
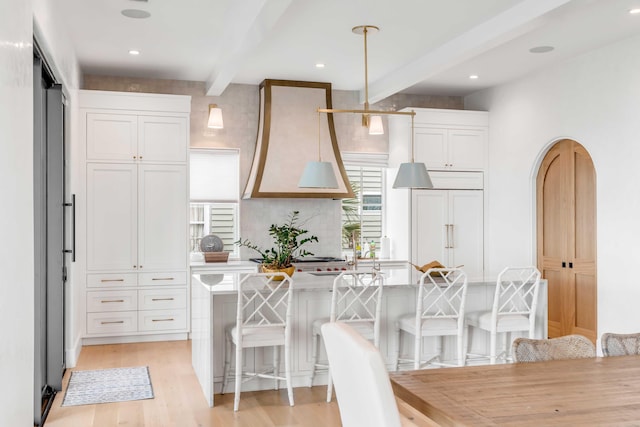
87,290 -> 137,312
84,278 -> 188,340
138,288 -> 186,310
138,309 -> 187,332
87,311 -> 138,335
412,189 -> 484,280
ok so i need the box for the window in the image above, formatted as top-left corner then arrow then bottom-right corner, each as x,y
189,149 -> 240,257
341,155 -> 386,252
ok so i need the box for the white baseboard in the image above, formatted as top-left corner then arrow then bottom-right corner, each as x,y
65,335 -> 83,368
82,332 -> 188,346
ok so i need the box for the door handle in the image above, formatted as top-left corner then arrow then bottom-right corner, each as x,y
444,224 -> 451,248
63,194 -> 76,262
449,224 -> 454,249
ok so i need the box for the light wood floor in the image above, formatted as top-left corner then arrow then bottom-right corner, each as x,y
45,340 -> 436,427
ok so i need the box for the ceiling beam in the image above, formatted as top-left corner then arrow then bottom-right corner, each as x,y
206,0 -> 293,96
364,0 -> 572,103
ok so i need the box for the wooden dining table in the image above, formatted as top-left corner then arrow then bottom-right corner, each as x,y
390,355 -> 640,426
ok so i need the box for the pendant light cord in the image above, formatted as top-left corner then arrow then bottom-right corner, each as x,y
363,26 -> 369,112
317,111 -> 322,161
411,113 -> 415,163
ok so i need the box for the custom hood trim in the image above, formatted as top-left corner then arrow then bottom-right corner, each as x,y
242,79 -> 354,199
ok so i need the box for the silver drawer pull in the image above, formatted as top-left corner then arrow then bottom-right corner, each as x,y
101,279 -> 124,282
101,299 -> 125,303
151,298 -> 175,301
152,318 -> 175,322
101,320 -> 124,325
152,277 -> 175,281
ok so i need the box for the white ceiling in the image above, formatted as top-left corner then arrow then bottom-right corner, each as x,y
57,0 -> 640,100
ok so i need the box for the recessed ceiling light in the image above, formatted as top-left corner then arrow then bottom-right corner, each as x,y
529,46 -> 554,54
629,8 -> 640,14
128,50 -> 140,56
315,63 -> 325,68
121,9 -> 151,19
469,75 -> 479,80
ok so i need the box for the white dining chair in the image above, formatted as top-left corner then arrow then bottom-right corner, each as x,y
321,322 -> 402,427
394,267 -> 468,370
465,266 -> 541,364
221,272 -> 294,411
308,270 -> 384,402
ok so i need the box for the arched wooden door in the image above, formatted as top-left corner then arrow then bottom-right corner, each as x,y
536,139 -> 597,342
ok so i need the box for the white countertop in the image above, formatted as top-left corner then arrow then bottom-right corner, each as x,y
190,260 -> 258,271
191,266 -> 496,295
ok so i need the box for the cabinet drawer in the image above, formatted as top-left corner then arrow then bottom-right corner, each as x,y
138,309 -> 187,332
138,271 -> 186,286
87,311 -> 137,335
87,273 -> 137,288
87,290 -> 137,312
138,289 -> 186,310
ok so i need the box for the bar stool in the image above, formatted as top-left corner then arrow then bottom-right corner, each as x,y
307,270 -> 384,402
221,272 -> 295,411
465,266 -> 541,364
394,268 -> 468,370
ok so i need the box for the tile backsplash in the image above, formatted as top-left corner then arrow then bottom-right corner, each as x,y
239,198 -> 342,259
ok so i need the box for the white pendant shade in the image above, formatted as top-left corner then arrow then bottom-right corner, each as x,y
368,115 -> 384,135
207,104 -> 224,129
393,162 -> 433,189
298,161 -> 339,188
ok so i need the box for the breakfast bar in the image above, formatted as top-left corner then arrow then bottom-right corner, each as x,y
191,267 -> 547,407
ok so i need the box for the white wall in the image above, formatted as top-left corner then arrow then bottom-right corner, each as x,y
465,33 -> 640,336
0,0 -> 35,424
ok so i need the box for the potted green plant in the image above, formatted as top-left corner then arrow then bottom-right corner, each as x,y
236,211 -> 318,278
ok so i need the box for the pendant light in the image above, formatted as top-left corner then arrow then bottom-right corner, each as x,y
313,24 -> 432,189
298,112 -> 339,188
392,114 -> 433,189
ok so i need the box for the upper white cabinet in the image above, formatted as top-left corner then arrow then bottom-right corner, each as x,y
86,163 -> 187,272
389,108 -> 488,171
138,164 -> 187,270
86,114 -> 187,162
86,163 -> 138,271
86,114 -> 137,161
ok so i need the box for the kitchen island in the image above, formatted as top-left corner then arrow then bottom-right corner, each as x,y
191,267 -> 547,407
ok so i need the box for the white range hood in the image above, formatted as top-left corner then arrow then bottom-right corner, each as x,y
242,79 -> 354,199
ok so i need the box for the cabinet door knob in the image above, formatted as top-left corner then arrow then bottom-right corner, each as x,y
133,156 -> 137,159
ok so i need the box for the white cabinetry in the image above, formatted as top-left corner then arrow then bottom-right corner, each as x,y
80,90 -> 191,344
86,113 -> 187,162
387,107 -> 488,277
389,108 -> 488,171
414,127 -> 486,170
412,189 -> 484,280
